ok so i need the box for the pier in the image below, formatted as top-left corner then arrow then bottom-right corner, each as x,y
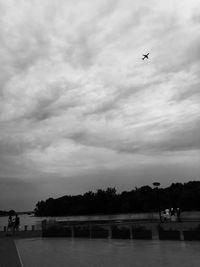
0,219 -> 200,266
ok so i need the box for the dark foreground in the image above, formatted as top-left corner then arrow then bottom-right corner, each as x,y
0,231 -> 42,267
16,238 -> 200,267
0,219 -> 200,267
0,238 -> 21,267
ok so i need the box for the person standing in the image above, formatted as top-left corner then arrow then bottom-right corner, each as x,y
14,214 -> 20,232
170,208 -> 176,222
177,208 -> 181,222
7,215 -> 13,235
165,209 -> 170,221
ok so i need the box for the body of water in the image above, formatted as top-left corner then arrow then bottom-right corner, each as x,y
15,238 -> 200,267
1,211 -> 200,230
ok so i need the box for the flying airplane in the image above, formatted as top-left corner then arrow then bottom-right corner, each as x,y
142,53 -> 149,60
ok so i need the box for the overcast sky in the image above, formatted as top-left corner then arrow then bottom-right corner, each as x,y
0,0 -> 200,211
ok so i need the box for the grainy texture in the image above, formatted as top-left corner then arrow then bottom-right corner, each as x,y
0,238 -> 21,267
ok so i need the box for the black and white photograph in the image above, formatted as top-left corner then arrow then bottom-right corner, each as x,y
0,0 -> 200,266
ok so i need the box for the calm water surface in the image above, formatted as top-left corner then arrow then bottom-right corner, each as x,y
0,213 -> 156,230
16,238 -> 200,267
1,211 -> 200,230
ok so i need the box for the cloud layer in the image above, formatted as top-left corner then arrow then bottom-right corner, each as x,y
0,0 -> 200,210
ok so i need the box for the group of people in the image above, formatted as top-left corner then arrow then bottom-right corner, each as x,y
161,208 -> 181,222
7,214 -> 20,235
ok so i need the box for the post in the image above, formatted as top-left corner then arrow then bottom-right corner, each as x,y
108,225 -> 112,239
180,231 -> 184,241
71,226 -> 74,238
130,225 -> 133,239
89,224 -> 92,239
41,220 -> 47,231
153,182 -> 161,222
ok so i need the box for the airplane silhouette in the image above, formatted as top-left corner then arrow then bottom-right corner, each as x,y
142,53 -> 149,60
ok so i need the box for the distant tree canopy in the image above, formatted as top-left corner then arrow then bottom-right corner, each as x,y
0,209 -> 15,216
34,181 -> 200,216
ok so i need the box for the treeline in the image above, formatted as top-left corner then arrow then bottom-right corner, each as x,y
34,181 -> 200,216
0,210 -> 15,217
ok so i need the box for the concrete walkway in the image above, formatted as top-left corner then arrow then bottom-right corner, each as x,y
0,221 -> 199,266
0,231 -> 42,267
0,238 -> 22,267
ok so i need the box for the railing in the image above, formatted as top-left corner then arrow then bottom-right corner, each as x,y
41,219 -> 200,241
0,225 -> 42,232
0,217 -> 200,241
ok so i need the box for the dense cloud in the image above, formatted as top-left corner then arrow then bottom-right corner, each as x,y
0,0 -> 200,210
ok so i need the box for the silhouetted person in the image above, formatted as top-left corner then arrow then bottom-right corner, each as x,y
177,208 -> 181,222
171,208 -> 176,222
165,209 -> 170,221
162,210 -> 167,222
171,208 -> 175,216
7,215 -> 13,235
14,214 -> 20,232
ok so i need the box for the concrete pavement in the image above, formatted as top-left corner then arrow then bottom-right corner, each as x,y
0,238 -> 22,267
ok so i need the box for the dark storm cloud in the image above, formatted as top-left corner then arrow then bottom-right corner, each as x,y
0,0 -> 200,210
152,121 -> 200,153
0,177 -> 38,210
68,116 -> 200,156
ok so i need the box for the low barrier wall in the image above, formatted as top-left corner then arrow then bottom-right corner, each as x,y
41,220 -> 200,241
183,231 -> 200,241
1,220 -> 200,241
159,230 -> 180,240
